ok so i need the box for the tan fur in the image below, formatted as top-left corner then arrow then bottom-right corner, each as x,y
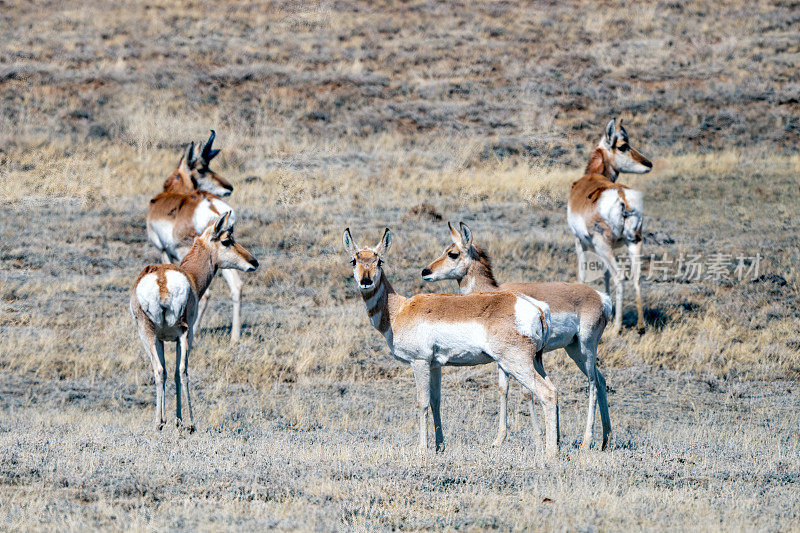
345,228 -> 558,456
422,228 -> 612,450
131,215 -> 258,432
147,191 -> 222,246
568,119 -> 651,334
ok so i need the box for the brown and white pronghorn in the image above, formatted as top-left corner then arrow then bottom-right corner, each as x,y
146,132 -> 246,343
568,119 -> 652,334
343,228 -> 560,457
422,222 -> 612,449
130,213 -> 259,432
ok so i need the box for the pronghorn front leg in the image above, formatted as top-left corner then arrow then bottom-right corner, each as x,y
575,238 -> 588,284
594,239 -> 623,335
429,365 -> 444,452
411,360 -> 432,453
161,251 -> 171,265
627,239 -> 644,333
221,269 -> 243,343
193,289 -> 212,338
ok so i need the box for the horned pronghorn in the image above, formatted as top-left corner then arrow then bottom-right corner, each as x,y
343,228 -> 560,457
568,118 -> 652,335
422,222 -> 612,449
130,213 -> 258,432
146,132 -> 247,343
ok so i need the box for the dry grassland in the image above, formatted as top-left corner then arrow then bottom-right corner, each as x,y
1,0 -> 799,530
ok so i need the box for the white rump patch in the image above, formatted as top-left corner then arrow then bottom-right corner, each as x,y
514,294 -> 550,348
147,219 -> 175,254
567,208 -> 589,241
193,198 -> 235,234
135,271 -> 191,328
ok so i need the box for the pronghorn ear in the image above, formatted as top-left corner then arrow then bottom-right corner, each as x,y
448,221 -> 461,245
459,222 -> 472,248
604,119 -> 616,143
179,142 -> 196,173
376,228 -> 392,256
342,228 -> 358,257
212,212 -> 231,240
618,120 -> 629,143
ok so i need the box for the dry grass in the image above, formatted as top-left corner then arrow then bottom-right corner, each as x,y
1,0 -> 799,529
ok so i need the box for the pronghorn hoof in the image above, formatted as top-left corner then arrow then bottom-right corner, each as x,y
157,422 -> 165,431
637,327 -> 645,335
186,424 -> 196,434
436,443 -> 445,453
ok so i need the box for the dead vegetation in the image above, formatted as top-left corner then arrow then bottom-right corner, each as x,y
0,0 -> 799,529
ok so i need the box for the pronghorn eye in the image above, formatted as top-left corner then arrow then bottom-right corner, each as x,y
618,144 -> 629,152
221,239 -> 233,246
448,251 -> 460,259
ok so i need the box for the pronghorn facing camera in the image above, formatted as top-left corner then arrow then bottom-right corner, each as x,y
343,228 -> 559,457
568,118 -> 652,334
146,134 -> 246,343
130,213 -> 258,432
422,222 -> 613,449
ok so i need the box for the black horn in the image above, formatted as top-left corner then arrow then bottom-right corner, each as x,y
201,129 -> 220,163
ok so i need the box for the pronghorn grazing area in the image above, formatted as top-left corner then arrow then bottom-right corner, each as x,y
343,228 -> 558,456
146,133 -> 248,343
2,0 -> 800,529
131,213 -> 258,431
568,119 -> 652,335
423,222 -> 612,450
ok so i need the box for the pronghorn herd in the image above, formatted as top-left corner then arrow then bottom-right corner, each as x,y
130,119 -> 652,458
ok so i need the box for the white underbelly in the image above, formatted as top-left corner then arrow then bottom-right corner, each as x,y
394,321 -> 493,367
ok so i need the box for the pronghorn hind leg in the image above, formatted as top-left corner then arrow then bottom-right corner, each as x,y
221,269 -> 243,343
499,348 -> 559,458
177,328 -> 195,433
410,360 -> 432,453
139,328 -> 166,431
492,367 -> 510,447
595,368 -> 612,450
429,365 -> 444,452
564,340 -> 596,449
627,239 -> 645,333
161,251 -> 171,265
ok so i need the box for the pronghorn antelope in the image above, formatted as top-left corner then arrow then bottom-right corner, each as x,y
568,118 -> 652,335
422,222 -> 613,449
130,213 -> 258,432
343,228 -> 560,457
147,132 -> 247,343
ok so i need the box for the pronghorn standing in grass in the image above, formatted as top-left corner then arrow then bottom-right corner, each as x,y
131,213 -> 258,432
422,222 -> 612,449
343,228 -> 560,457
147,132 -> 247,343
568,119 -> 652,334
